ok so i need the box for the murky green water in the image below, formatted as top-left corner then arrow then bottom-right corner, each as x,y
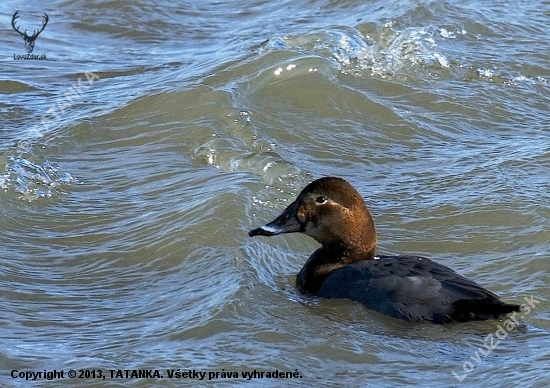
1,0 -> 549,386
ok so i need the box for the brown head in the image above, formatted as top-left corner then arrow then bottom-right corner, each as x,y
249,177 -> 377,261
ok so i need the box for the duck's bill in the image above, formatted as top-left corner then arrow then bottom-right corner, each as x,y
248,201 -> 303,237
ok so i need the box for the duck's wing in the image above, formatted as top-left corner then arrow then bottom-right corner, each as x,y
318,255 -> 518,323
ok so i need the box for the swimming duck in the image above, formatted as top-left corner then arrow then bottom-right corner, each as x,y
249,177 -> 520,324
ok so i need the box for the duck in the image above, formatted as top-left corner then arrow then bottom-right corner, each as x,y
249,176 -> 520,324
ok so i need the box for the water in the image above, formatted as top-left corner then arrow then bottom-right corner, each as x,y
1,0 -> 549,386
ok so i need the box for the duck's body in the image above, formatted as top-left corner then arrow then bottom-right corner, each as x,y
298,253 -> 518,324
249,177 -> 519,324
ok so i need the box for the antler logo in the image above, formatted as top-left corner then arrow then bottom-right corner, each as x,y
11,10 -> 49,53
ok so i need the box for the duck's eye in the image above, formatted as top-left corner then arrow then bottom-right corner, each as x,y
315,196 -> 327,204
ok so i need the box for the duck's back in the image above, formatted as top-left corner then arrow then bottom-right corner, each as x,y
317,255 -> 519,323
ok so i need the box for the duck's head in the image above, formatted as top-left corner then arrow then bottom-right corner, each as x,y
249,177 -> 377,259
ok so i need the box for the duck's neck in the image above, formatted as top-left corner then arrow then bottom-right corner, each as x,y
323,241 -> 376,263
297,205 -> 378,293
324,207 -> 377,263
